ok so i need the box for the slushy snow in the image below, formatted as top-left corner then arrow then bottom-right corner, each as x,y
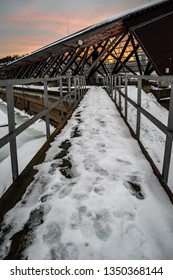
0,87 -> 173,260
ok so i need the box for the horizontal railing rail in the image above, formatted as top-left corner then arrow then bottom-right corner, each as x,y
104,74 -> 173,202
0,75 -> 86,183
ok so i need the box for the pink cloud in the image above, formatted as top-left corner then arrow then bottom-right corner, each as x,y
0,4 -> 124,57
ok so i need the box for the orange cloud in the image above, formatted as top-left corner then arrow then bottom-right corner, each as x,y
0,4 -> 126,57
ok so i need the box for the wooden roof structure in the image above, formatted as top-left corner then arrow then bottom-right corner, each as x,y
1,0 -> 173,79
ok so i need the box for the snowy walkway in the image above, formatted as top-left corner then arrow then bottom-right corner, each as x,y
0,87 -> 173,260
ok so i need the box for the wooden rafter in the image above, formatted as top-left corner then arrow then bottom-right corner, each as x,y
88,33 -> 127,77
110,52 -> 137,75
114,44 -> 140,74
87,40 -> 111,77
112,35 -> 131,74
129,33 -> 143,75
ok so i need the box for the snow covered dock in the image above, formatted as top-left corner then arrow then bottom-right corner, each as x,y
0,87 -> 173,260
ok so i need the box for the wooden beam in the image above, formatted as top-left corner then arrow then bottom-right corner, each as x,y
88,33 -> 127,77
59,48 -> 84,75
112,35 -> 131,74
130,33 -> 143,75
114,44 -> 139,74
87,40 -> 111,77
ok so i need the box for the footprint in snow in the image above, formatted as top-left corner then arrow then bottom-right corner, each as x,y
70,206 -> 87,230
43,222 -> 62,244
92,209 -> 112,241
75,112 -> 81,117
40,193 -> 53,203
50,242 -> 79,260
58,186 -> 72,199
113,210 -> 135,221
96,142 -> 106,148
51,184 -> 62,192
30,176 -> 50,195
94,185 -> 105,196
124,175 -> 145,200
72,190 -> 89,201
98,149 -> 106,154
94,166 -> 109,177
49,162 -> 59,175
95,118 -> 106,127
70,206 -> 94,237
117,158 -> 132,166
71,126 -> 81,138
94,221 -> 112,241
70,207 -> 112,241
54,140 -> 71,160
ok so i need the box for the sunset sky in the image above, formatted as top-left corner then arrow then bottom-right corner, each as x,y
0,0 -> 157,58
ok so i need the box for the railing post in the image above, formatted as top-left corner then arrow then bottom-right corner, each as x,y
79,76 -> 81,98
118,75 -> 122,109
111,75 -> 114,99
82,76 -> 85,96
76,76 -> 78,100
109,75 -> 112,96
114,75 -> 117,103
136,77 -> 142,139
103,76 -> 105,89
124,74 -> 128,120
68,76 -> 72,105
74,77 -> 77,102
60,77 -> 64,118
43,80 -> 50,139
105,76 -> 107,91
162,82 -> 173,182
78,76 -> 80,99
107,76 -> 109,94
84,76 -> 86,93
81,76 -> 84,97
111,76 -> 114,99
6,84 -> 19,181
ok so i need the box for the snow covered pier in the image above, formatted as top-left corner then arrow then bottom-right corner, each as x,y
0,86 -> 173,260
